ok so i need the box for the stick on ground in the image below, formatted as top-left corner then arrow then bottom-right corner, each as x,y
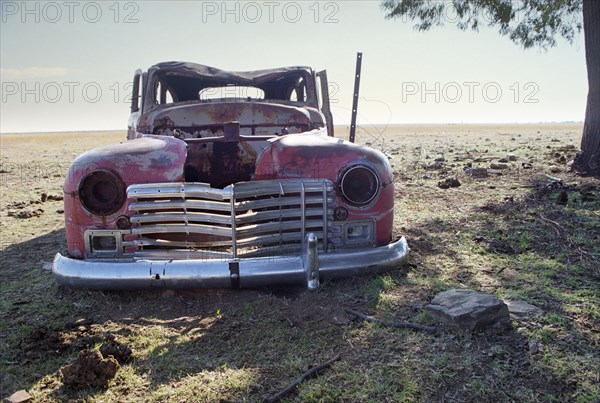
346,308 -> 436,333
265,354 -> 341,402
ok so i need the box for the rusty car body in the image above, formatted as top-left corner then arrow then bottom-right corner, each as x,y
52,61 -> 409,290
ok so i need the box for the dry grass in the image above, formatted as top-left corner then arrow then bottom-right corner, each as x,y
1,124 -> 598,402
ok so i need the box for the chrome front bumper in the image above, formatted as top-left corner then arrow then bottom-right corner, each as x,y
52,235 -> 409,290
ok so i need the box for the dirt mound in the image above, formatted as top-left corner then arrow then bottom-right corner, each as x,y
99,340 -> 133,364
61,349 -> 120,390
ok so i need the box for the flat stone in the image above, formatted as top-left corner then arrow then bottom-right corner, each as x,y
425,161 -> 444,170
426,289 -> 511,331
438,177 -> 461,189
465,168 -> 488,178
503,299 -> 544,318
507,154 -> 518,161
6,390 -> 32,403
529,339 -> 542,354
490,163 -> 509,170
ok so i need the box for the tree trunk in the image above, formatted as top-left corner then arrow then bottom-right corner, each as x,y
573,0 -> 600,175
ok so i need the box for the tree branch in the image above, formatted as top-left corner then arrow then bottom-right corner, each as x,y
345,308 -> 436,333
265,355 -> 341,403
538,213 -> 595,263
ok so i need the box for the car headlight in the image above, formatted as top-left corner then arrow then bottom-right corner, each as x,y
339,165 -> 380,206
78,170 -> 126,215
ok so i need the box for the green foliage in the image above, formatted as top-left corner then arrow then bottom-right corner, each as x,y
381,0 -> 584,49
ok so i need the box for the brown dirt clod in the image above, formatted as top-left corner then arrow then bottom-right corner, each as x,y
99,340 -> 133,364
60,349 -> 120,390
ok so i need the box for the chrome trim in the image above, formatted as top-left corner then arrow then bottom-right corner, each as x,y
230,186 -> 237,257
52,236 -> 409,290
301,182 -> 306,246
343,220 -> 376,246
339,165 -> 380,206
127,179 -> 333,254
304,233 -> 320,291
322,185 -> 328,249
84,229 -> 130,259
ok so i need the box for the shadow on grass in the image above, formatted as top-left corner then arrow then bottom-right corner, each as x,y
0,228 -> 362,400
1,179 -> 598,401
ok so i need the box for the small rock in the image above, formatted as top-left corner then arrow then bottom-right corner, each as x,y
434,156 -> 446,162
331,315 -> 351,326
14,209 -> 43,219
438,177 -> 461,189
6,390 -> 32,403
423,161 -> 444,170
465,168 -> 488,178
40,193 -> 48,202
507,154 -> 517,161
549,165 -> 561,173
503,300 -> 544,318
529,339 -> 542,354
490,163 -> 509,170
56,209 -> 64,214
426,289 -> 511,331
7,209 -> 44,220
498,158 -> 509,163
522,162 -> 533,169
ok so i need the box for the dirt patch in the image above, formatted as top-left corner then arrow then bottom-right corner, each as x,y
8,209 -> 44,219
60,349 -> 120,390
20,326 -> 70,358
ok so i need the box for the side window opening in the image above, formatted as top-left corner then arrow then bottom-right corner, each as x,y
155,81 -> 174,105
289,77 -> 306,102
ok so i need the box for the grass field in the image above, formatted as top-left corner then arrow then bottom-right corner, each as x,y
1,124 -> 598,402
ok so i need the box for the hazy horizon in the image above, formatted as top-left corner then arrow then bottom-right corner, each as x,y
0,121 -> 585,136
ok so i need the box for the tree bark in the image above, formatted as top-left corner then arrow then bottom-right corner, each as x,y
573,0 -> 600,175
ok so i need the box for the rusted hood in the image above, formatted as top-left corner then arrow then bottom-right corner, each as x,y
255,132 -> 393,183
64,136 -> 187,193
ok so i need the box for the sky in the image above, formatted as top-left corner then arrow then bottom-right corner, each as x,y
0,0 -> 588,133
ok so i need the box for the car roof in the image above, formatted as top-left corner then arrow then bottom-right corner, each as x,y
148,61 -> 313,83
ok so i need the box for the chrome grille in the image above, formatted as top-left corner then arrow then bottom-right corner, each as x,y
126,180 -> 333,258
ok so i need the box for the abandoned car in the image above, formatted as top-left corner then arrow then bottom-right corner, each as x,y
52,61 -> 409,290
